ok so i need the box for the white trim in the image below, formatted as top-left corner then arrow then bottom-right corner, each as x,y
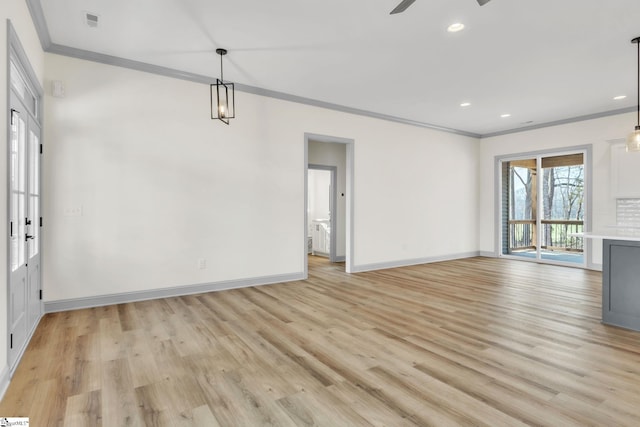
44,272 -> 304,313
0,365 -> 9,402
24,0 -> 51,49
350,252 -> 480,273
304,133 -> 355,276
482,108 -> 636,138
500,253 -> 588,270
590,263 -> 603,272
479,251 -> 497,257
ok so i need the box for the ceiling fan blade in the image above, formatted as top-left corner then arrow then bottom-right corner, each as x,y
390,0 -> 417,14
477,0 -> 491,5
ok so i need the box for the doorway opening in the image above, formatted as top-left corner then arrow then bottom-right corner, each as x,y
304,133 -> 354,276
308,166 -> 336,260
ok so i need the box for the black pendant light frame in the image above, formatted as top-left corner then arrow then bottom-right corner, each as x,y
211,48 -> 235,125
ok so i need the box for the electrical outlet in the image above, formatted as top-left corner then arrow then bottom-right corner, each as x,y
197,258 -> 207,270
63,206 -> 83,216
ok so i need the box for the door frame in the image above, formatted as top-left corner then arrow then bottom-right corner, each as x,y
304,133 -> 354,276
6,21 -> 44,375
308,164 -> 337,261
494,144 -> 593,269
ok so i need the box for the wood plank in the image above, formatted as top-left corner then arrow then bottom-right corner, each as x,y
3,256 -> 640,426
101,359 -> 143,426
64,390 -> 102,427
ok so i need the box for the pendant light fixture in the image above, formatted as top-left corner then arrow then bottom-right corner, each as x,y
211,48 -> 235,125
627,37 -> 640,152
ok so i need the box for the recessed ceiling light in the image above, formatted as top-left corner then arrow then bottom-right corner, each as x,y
501,113 -> 511,118
447,23 -> 465,33
460,102 -> 471,107
613,95 -> 627,100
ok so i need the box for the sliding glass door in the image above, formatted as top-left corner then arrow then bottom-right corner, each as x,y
501,151 -> 586,266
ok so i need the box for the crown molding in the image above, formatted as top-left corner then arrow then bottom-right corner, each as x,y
482,106 -> 637,138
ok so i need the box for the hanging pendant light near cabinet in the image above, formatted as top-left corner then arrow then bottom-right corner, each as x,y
211,48 -> 235,125
627,37 -> 640,152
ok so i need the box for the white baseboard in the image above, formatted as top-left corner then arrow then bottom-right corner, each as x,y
0,365 -> 9,402
588,263 -> 602,271
44,272 -> 305,313
350,251 -> 480,273
479,251 -> 497,257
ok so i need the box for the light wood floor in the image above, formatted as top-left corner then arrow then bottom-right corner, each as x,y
3,256 -> 640,426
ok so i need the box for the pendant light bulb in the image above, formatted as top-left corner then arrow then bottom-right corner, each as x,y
627,126 -> 640,152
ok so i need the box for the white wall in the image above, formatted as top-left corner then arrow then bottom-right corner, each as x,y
478,112 -> 636,266
1,0 -> 45,391
355,127 -> 479,266
43,52 -> 479,302
308,141 -> 347,258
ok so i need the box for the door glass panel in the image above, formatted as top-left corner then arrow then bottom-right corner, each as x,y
10,192 -> 19,270
29,196 -> 39,258
540,154 -> 584,264
10,112 -> 26,271
503,159 -> 537,258
29,131 -> 39,195
10,61 -> 37,118
9,62 -> 26,101
28,130 -> 40,258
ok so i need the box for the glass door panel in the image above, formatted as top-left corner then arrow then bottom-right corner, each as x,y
10,111 -> 26,272
28,129 -> 40,258
540,154 -> 585,264
503,158 -> 538,259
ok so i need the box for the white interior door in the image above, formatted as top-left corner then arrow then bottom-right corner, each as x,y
9,105 -> 28,370
27,122 -> 42,330
8,65 -> 42,372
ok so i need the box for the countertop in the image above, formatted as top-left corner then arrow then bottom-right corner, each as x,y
571,227 -> 640,242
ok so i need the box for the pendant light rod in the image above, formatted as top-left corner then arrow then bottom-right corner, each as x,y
634,37 -> 640,129
216,48 -> 227,82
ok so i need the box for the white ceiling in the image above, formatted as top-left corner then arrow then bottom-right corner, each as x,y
36,0 -> 640,136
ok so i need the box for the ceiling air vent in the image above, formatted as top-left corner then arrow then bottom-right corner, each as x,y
85,12 -> 99,28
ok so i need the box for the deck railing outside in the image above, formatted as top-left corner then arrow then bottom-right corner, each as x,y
508,219 -> 583,252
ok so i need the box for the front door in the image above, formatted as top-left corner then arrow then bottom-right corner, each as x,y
8,63 -> 42,372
